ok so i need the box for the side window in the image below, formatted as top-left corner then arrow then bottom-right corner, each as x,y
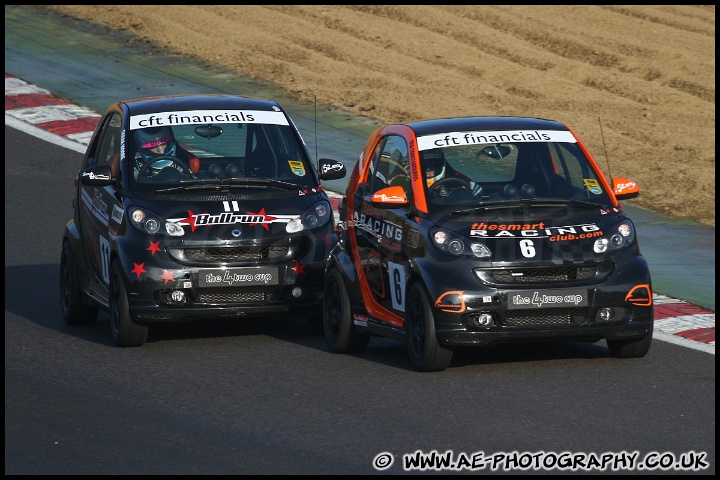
368,135 -> 409,195
94,113 -> 122,172
552,143 -> 591,189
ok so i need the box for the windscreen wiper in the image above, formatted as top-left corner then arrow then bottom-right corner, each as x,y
154,177 -> 303,193
444,197 -> 607,217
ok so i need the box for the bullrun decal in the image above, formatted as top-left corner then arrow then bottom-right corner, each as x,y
435,291 -> 467,313
625,284 -> 652,306
167,202 -> 297,232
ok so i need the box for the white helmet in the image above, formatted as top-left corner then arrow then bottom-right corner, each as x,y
422,148 -> 446,187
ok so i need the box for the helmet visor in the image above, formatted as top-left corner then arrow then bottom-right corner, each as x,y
424,154 -> 444,171
139,135 -> 172,149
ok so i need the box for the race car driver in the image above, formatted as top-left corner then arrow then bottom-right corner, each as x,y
421,148 -> 482,196
133,125 -> 199,179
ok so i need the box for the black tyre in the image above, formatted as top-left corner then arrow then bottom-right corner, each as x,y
405,283 -> 453,372
59,241 -> 98,325
109,261 -> 148,347
607,328 -> 653,358
323,267 -> 369,353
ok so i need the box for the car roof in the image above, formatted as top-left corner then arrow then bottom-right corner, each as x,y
403,116 -> 569,137
117,94 -> 284,116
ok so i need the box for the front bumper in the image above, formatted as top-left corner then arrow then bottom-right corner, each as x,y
118,233 -> 332,323
427,258 -> 653,348
127,262 -> 326,323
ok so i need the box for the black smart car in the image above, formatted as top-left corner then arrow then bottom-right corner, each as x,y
323,116 -> 653,371
60,94 -> 346,346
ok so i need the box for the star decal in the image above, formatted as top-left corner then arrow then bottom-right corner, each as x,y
131,262 -> 146,278
247,208 -> 276,231
291,261 -> 306,276
320,231 -> 332,246
159,268 -> 175,285
147,240 -> 161,255
178,210 -> 208,233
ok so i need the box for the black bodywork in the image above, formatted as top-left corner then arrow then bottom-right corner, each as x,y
323,116 -> 653,371
60,94 -> 346,346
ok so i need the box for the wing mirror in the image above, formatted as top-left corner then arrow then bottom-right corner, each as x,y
318,158 -> 347,180
611,177 -> 640,200
370,185 -> 408,207
79,164 -> 115,186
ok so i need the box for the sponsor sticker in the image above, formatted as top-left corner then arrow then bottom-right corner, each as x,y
508,288 -> 588,309
288,160 -> 306,176
129,110 -> 289,129
198,267 -> 279,287
583,178 -> 603,194
417,130 -> 577,150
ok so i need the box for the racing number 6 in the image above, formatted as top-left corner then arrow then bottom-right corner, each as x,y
393,268 -> 402,305
519,239 -> 536,258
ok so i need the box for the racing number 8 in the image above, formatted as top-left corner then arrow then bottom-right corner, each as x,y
520,239 -> 536,258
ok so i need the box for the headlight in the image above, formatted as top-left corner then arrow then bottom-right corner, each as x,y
286,200 -> 332,233
129,207 -> 185,236
593,220 -> 634,253
431,228 -> 491,258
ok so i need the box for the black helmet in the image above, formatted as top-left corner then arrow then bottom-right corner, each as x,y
135,126 -> 177,166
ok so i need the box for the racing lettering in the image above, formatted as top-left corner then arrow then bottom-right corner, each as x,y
470,222 -> 600,239
357,213 -> 403,241
195,213 -> 264,226
549,231 -> 603,242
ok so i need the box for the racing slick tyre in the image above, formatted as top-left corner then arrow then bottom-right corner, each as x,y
405,283 -> 453,372
607,328 -> 653,358
60,240 -> 99,325
109,261 -> 148,347
323,267 -> 370,353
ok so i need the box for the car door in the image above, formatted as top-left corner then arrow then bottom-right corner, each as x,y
78,112 -> 123,298
353,134 -> 410,324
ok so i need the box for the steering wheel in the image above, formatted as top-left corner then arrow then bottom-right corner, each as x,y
137,155 -> 193,179
428,176 -> 472,197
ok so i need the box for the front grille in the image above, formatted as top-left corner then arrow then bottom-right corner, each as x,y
167,241 -> 301,266
196,286 -> 283,303
476,264 -> 611,287
184,245 -> 291,262
613,328 -> 650,337
504,308 -> 591,327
